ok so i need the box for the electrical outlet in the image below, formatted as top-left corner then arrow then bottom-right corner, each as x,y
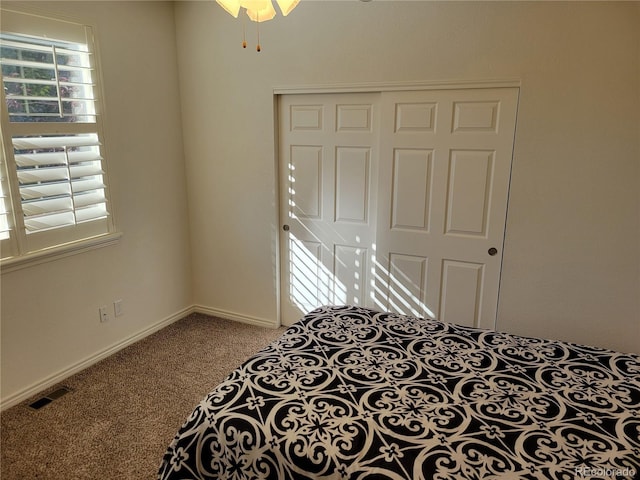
114,300 -> 123,317
99,306 -> 110,323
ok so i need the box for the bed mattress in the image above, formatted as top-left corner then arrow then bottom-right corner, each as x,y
159,305 -> 640,479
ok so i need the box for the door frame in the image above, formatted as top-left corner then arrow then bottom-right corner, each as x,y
273,79 -> 521,327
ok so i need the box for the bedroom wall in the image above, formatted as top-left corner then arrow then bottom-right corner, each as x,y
0,2 -> 192,407
174,1 -> 640,353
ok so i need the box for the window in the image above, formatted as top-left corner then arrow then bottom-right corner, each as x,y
0,9 -> 116,265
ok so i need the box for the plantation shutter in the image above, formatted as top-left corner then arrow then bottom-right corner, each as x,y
12,133 -> 107,233
0,13 -> 113,255
0,153 -> 11,240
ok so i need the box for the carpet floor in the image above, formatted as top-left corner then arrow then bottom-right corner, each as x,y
0,313 -> 286,479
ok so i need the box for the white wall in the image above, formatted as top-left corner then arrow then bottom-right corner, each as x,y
1,1 -> 192,406
175,1 -> 639,353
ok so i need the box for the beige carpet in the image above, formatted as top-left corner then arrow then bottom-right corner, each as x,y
0,313 -> 286,479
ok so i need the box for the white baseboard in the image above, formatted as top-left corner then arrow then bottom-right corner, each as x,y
0,306 -> 194,411
193,304 -> 279,329
0,305 -> 280,411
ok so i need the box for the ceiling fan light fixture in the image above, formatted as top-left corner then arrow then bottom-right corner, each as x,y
216,0 -> 241,17
276,0 -> 300,16
244,0 -> 277,22
216,0 -> 300,51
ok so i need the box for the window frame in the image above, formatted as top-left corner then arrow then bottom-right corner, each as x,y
0,8 -> 120,272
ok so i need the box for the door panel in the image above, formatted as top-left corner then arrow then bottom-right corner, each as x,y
334,244 -> 368,305
289,238 -> 331,311
279,93 -> 380,326
375,88 -> 518,329
445,149 -> 493,236
387,253 -> 430,318
335,147 -> 371,223
439,260 -> 484,325
391,149 -> 433,231
290,145 -> 322,219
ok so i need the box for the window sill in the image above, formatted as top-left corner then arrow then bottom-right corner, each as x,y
1,231 -> 123,274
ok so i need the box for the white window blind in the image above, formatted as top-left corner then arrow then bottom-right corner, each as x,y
0,155 -> 11,240
13,133 -> 107,233
1,12 -> 113,261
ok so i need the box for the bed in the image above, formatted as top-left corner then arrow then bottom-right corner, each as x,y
158,305 -> 640,479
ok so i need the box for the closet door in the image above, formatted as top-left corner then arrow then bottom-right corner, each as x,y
374,88 -> 519,329
278,93 -> 381,326
278,87 -> 519,329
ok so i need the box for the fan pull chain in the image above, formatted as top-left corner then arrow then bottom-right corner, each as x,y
256,12 -> 261,52
238,8 -> 262,52
242,13 -> 247,48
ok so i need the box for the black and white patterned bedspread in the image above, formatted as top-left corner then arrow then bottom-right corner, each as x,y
159,305 -> 640,480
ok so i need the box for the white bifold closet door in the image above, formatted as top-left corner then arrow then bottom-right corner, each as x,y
279,87 -> 519,329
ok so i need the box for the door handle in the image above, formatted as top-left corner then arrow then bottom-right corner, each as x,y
488,247 -> 498,256
283,224 -> 290,231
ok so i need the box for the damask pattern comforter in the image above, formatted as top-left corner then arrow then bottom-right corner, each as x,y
158,305 -> 640,480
